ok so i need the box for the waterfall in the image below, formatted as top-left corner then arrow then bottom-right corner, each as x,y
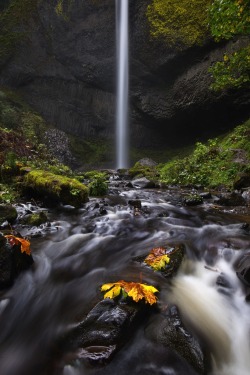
116,0 -> 129,169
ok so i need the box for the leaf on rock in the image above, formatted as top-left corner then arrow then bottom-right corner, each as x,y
144,247 -> 170,271
100,280 -> 158,305
5,235 -> 31,255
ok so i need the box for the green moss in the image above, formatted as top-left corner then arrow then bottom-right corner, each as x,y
146,0 -> 211,48
159,118 -> 250,188
23,211 -> 48,226
24,170 -> 88,207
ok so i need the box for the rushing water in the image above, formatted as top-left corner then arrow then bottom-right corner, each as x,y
0,186 -> 250,375
116,0 -> 129,169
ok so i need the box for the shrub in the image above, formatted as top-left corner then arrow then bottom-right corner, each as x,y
88,172 -> 108,197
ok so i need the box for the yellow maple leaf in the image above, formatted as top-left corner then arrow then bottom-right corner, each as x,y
144,247 -> 170,271
5,235 -> 31,255
100,280 -> 158,305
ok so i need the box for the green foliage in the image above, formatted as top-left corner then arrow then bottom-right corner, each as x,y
208,0 -> 250,90
24,170 -> 89,207
209,0 -> 250,41
159,119 -> 250,188
146,0 -> 211,47
0,184 -> 19,203
209,45 -> 250,90
88,172 -> 108,197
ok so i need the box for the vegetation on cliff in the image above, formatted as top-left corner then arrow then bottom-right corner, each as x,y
147,0 -> 250,91
146,0 -> 211,48
208,0 -> 250,90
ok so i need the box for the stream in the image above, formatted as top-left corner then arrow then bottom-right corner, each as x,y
0,184 -> 250,375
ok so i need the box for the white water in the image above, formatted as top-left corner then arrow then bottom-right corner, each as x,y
170,258 -> 250,375
116,0 -> 129,169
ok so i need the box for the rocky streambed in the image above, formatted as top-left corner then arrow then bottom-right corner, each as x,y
0,174 -> 250,375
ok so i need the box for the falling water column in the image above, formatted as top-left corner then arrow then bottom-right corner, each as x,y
116,0 -> 129,169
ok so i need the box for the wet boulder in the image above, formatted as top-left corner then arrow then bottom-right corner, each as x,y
214,192 -> 246,206
242,188 -> 250,203
65,298 -> 149,366
0,232 -> 34,288
233,173 -> 250,190
183,194 -> 203,206
20,211 -> 48,226
234,251 -> 250,287
145,305 -> 207,374
134,244 -> 185,279
136,158 -> 158,167
131,177 -> 156,189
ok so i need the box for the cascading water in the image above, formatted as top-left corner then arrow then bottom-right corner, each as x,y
0,187 -> 250,375
116,0 -> 129,169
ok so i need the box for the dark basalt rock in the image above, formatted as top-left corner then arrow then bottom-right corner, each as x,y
145,305 -> 206,374
234,173 -> 250,190
215,192 -> 246,206
235,250 -> 250,287
65,298 -> 150,366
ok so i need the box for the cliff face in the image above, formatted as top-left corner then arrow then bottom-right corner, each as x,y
0,0 -> 249,158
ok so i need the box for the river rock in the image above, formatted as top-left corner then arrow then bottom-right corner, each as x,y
242,188 -> 250,203
131,177 -> 156,189
183,194 -> 203,206
215,192 -> 246,206
234,251 -> 250,287
233,173 -> 250,190
136,158 -> 158,167
0,232 -> 34,288
145,305 -> 206,374
65,298 -> 149,366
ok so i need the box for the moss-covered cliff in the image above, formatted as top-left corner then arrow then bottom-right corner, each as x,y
146,0 -> 211,48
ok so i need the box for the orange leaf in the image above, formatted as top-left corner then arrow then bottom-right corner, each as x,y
5,235 -> 31,255
100,280 -> 158,305
144,247 -> 170,271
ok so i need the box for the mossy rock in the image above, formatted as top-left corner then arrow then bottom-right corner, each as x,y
128,162 -> 160,180
23,170 -> 89,208
22,211 -> 48,226
0,204 -> 18,224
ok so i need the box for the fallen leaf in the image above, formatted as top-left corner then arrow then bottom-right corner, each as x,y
144,247 -> 170,271
101,280 -> 158,305
5,235 -> 31,255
